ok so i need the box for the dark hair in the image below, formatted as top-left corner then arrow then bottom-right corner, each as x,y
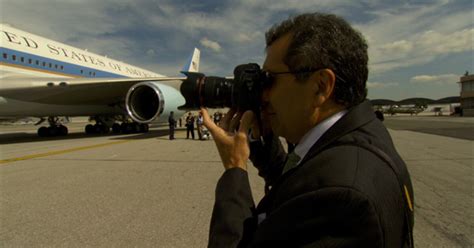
265,12 -> 368,107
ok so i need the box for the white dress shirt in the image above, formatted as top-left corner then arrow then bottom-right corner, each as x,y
292,110 -> 348,166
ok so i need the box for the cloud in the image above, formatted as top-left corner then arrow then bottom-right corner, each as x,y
239,0 -> 357,13
358,0 -> 472,75
370,28 -> 472,74
235,32 -> 263,43
367,81 -> 399,89
1,0 -> 470,100
379,40 -> 413,54
417,29 -> 473,54
146,49 -> 156,56
200,37 -> 222,52
410,74 -> 460,85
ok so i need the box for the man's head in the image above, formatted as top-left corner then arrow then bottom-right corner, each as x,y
262,12 -> 368,143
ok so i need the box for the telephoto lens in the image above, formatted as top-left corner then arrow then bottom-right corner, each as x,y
178,63 -> 264,111
178,72 -> 233,110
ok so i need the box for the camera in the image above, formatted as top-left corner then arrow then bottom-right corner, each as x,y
179,63 -> 267,111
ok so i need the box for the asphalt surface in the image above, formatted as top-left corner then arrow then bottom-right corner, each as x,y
382,115 -> 474,140
0,116 -> 473,247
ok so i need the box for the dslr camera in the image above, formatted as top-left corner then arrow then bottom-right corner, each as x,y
179,63 -> 269,111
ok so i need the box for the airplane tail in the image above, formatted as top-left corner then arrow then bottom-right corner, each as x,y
181,48 -> 200,74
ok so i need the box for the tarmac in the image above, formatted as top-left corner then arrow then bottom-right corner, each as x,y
0,115 -> 473,247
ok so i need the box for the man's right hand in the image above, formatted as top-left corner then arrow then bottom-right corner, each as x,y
201,108 -> 256,171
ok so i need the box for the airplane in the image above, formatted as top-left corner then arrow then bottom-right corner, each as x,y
0,23 -> 200,137
385,105 -> 425,116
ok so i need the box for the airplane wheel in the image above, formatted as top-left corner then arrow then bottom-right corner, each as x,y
112,123 -> 121,133
100,125 -> 110,134
93,124 -> 103,134
59,125 -> 68,135
38,126 -> 49,137
85,124 -> 95,134
132,123 -> 141,133
48,127 -> 57,136
140,124 -> 149,133
121,123 -> 132,134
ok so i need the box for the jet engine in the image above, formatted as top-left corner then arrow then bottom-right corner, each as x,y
125,81 -> 185,123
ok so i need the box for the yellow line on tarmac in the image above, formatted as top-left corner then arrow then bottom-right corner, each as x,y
0,140 -> 132,165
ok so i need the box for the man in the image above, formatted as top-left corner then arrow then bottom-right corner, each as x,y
201,12 -> 414,247
185,112 -> 195,139
168,111 -> 176,140
197,112 -> 204,140
213,112 -> 222,125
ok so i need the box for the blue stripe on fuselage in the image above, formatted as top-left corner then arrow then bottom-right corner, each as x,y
0,47 -> 126,78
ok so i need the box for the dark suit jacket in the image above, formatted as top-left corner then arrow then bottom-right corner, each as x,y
168,116 -> 176,127
208,100 -> 414,247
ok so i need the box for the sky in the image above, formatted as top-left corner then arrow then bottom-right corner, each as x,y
0,0 -> 472,100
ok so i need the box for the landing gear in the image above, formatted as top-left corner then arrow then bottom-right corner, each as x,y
112,123 -> 121,133
119,122 -> 149,134
37,117 -> 69,137
34,116 -> 150,137
85,116 -> 149,135
84,123 -> 110,134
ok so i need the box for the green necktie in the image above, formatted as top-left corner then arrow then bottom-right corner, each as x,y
282,152 -> 301,175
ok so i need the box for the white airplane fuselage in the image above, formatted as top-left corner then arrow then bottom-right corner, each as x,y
0,23 -> 190,121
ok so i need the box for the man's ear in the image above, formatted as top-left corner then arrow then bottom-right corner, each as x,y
318,69 -> 336,97
312,69 -> 336,106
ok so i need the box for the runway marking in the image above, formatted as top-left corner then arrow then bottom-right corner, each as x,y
0,140 -> 132,164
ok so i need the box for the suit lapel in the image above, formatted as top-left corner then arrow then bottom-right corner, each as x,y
299,100 -> 376,165
256,100 -> 377,214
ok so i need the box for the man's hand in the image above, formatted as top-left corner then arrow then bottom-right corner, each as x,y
201,108 -> 255,171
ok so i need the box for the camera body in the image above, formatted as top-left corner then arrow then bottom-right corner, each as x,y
179,63 -> 265,111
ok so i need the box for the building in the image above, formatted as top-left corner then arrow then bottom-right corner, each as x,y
459,74 -> 474,116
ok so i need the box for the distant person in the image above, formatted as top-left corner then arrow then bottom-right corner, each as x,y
213,112 -> 219,124
185,112 -> 195,139
168,111 -> 176,140
178,117 -> 182,127
196,112 -> 204,140
216,112 -> 224,125
375,110 -> 385,121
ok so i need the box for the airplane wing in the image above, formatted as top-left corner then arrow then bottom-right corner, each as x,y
0,76 -> 184,105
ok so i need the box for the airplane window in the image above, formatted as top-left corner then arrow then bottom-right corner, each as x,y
42,62 -> 46,66
55,64 -> 58,69
49,63 -> 52,68
93,72 -> 96,76
12,55 -> 16,61
36,60 -> 39,65
60,65 -> 64,70
28,59 -> 32,64
21,57 -> 24,62
2,53 -> 6,59
80,70 -> 83,74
